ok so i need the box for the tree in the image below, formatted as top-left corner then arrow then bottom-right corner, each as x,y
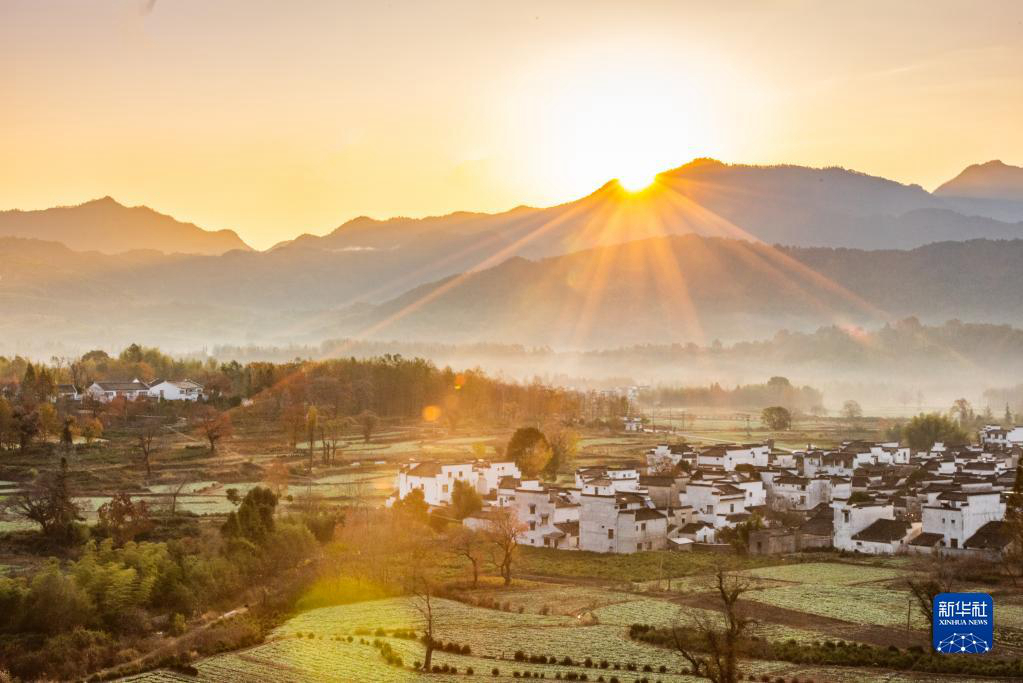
81,417 -> 103,444
448,526 -> 486,587
356,410 -> 378,443
716,514 -> 764,554
506,427 -> 551,478
1002,467 -> 1023,583
544,425 -> 579,478
392,489 -> 429,526
37,403 -> 60,442
450,479 -> 482,520
485,507 -> 527,586
12,407 -> 40,452
950,398 -> 974,426
305,406 -> 319,471
841,400 -> 863,422
222,486 -> 278,543
264,459 -> 290,498
136,419 -> 160,478
903,413 -> 968,451
407,549 -> 439,671
321,416 -> 352,465
670,568 -> 754,683
0,397 -> 12,449
97,493 -> 152,545
193,406 -> 232,454
5,457 -> 82,542
907,553 -> 958,647
60,416 -> 77,450
759,406 -> 791,431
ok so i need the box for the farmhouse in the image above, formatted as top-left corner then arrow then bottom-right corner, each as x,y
147,379 -> 205,401
85,379 -> 152,402
394,460 -> 521,507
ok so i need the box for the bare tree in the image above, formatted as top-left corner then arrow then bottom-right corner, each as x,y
907,552 -> 958,646
407,564 -> 438,671
485,507 -> 527,586
448,526 -> 486,587
4,457 -> 83,541
671,568 -> 754,683
136,418 -> 161,478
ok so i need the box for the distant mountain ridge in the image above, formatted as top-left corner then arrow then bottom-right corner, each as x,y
0,196 -> 250,255
935,160 -> 1023,201
3,232 -> 1023,353
272,159 -> 1023,263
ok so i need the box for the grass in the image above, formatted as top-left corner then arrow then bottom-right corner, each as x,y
516,546 -> 784,584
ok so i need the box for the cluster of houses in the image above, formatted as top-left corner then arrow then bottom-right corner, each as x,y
389,423 -> 1022,560
53,378 -> 206,403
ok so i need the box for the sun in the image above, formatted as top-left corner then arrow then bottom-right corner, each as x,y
618,172 -> 657,193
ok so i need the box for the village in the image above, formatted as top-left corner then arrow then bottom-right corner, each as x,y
391,425 -> 1021,560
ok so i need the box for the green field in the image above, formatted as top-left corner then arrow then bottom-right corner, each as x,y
121,593 -> 998,683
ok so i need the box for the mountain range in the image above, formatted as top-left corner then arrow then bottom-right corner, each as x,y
3,158 -> 1023,355
0,197 -> 250,255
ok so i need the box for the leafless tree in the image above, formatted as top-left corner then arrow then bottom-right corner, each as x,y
448,526 -> 486,587
136,418 -> 161,478
407,564 -> 438,671
671,567 -> 755,683
485,507 -> 527,586
907,552 -> 958,646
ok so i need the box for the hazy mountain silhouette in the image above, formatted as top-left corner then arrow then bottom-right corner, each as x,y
0,197 -> 250,255
273,160 -> 1023,268
935,160 -> 1023,201
326,234 -> 1023,347
5,232 -> 1022,354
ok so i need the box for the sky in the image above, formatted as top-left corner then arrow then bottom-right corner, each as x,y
3,1 -> 1023,249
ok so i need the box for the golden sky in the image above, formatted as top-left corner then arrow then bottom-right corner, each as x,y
3,1 -> 1023,249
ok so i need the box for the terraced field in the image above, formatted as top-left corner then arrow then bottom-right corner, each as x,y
120,594 -> 1000,683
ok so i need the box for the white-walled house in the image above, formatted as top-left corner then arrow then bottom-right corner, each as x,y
921,490 -> 1005,551
682,480 -> 751,528
394,460 -> 521,508
578,490 -> 668,553
769,475 -> 831,512
981,425 -> 1023,449
86,379 -> 151,402
832,500 -> 895,551
147,379 -> 205,401
696,444 -> 769,471
512,484 -> 581,549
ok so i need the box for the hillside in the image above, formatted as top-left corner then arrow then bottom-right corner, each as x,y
935,160 -> 1023,201
329,235 -> 1023,347
0,197 -> 250,255
4,233 -> 1023,355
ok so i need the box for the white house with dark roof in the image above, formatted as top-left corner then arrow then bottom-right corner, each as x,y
696,444 -> 769,471
981,425 -> 1023,449
86,379 -> 151,402
147,379 -> 205,401
921,489 -> 1004,551
394,460 -> 521,507
578,488 -> 668,553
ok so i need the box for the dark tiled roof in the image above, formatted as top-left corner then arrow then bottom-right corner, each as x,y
964,521 -> 1012,550
852,519 -> 910,543
632,508 -> 666,522
909,532 -> 944,547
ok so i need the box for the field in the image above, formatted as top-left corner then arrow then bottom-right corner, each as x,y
122,590 -> 1000,683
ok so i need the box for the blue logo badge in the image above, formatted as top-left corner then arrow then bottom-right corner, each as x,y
933,592 -> 994,653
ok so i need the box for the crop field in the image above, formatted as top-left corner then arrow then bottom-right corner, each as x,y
741,561 -> 911,586
747,584 -> 928,629
121,596 -> 995,683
